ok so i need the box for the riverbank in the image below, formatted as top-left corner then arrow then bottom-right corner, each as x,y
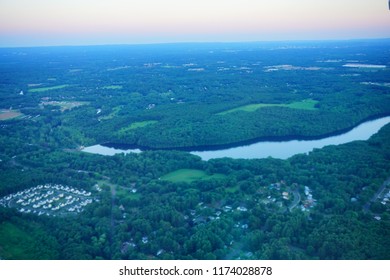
82,116 -> 390,160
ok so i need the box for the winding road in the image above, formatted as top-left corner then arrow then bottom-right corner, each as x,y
289,189 -> 301,212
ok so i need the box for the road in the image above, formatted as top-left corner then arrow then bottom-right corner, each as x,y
363,176 -> 390,213
289,189 -> 301,212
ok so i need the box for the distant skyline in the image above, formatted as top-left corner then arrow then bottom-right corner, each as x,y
0,0 -> 389,47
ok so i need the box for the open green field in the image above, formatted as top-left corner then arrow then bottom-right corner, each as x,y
161,169 -> 227,183
0,110 -> 22,121
116,188 -> 141,201
218,99 -> 319,115
0,222 -> 36,259
29,84 -> 70,93
225,185 -> 239,193
119,120 -> 158,133
100,106 -> 122,120
102,85 -> 123,90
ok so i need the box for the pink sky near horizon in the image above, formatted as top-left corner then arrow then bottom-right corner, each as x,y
0,0 -> 389,47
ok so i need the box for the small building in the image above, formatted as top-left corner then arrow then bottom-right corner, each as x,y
237,206 -> 248,212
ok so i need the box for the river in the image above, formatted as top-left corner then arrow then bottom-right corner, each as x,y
82,116 -> 390,160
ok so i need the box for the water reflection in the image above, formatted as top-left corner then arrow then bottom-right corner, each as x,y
82,116 -> 390,160
192,117 -> 390,160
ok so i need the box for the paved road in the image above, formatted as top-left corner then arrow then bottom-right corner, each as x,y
289,189 -> 301,212
363,176 -> 390,213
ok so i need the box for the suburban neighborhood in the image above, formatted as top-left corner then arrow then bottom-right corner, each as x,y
0,184 -> 95,217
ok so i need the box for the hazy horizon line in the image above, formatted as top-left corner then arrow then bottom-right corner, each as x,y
1,36 -> 390,49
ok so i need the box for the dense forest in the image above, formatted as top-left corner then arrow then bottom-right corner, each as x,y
1,40 -> 389,149
0,40 -> 389,259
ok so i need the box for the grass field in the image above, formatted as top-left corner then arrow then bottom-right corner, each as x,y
225,185 -> 239,193
97,180 -> 141,201
0,110 -> 22,121
0,222 -> 35,259
29,84 -> 70,93
116,188 -> 141,201
119,120 -> 158,134
127,120 -> 158,130
218,99 -> 318,115
102,85 -> 123,90
161,169 -> 226,183
99,106 -> 122,120
0,221 -> 59,259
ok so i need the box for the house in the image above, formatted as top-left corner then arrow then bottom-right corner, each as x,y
223,206 -> 232,212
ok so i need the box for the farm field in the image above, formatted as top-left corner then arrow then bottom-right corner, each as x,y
0,110 -> 22,121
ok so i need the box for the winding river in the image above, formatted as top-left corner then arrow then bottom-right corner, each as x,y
82,116 -> 390,160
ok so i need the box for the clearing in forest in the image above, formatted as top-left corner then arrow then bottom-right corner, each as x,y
29,84 -> 70,93
41,101 -> 89,111
0,110 -> 22,121
119,120 -> 158,133
99,106 -> 122,120
161,169 -> 226,183
217,99 -> 318,115
102,85 -> 123,90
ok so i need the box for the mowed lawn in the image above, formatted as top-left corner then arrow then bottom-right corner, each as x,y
161,169 -> 226,183
218,99 -> 318,115
29,84 -> 70,93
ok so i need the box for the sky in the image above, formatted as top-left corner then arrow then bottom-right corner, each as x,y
0,0 -> 389,47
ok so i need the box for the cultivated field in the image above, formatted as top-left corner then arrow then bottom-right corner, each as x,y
0,110 -> 22,121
